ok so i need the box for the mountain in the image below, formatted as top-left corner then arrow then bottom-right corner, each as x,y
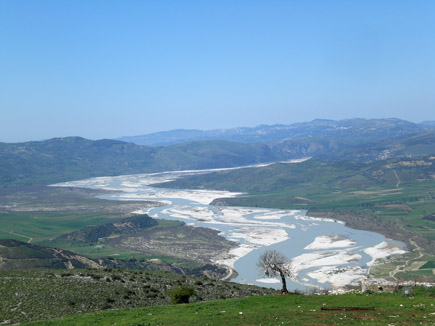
0,137 -> 280,187
156,156 -> 435,194
1,118 -> 434,188
420,120 -> 435,126
0,238 -> 102,269
117,118 -> 435,146
271,131 -> 435,162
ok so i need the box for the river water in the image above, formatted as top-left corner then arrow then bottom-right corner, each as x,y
56,162 -> 406,291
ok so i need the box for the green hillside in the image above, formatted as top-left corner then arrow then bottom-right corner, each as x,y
56,214 -> 158,244
0,239 -> 101,269
0,269 -> 276,325
22,290 -> 435,326
1,130 -> 434,188
0,138 -> 280,187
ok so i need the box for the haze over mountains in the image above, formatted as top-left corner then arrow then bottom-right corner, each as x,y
117,118 -> 435,146
0,118 -> 434,187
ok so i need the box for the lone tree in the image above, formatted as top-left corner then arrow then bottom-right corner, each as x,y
257,249 -> 293,293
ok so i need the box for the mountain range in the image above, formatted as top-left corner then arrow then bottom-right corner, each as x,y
1,118 -> 434,187
117,118 -> 435,146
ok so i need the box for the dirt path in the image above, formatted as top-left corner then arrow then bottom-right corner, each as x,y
9,231 -> 33,243
390,239 -> 424,280
393,170 -> 401,188
220,266 -> 237,281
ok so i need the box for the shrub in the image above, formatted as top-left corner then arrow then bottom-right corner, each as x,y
167,285 -> 195,304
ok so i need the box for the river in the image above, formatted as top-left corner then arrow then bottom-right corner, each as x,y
55,161 -> 406,291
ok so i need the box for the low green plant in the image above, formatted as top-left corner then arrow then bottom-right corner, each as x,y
167,285 -> 195,304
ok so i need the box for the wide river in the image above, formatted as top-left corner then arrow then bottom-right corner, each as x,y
56,161 -> 407,291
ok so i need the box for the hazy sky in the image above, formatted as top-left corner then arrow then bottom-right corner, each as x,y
1,1 -> 434,142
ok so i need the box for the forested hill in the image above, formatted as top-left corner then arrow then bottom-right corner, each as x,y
0,137 -> 280,187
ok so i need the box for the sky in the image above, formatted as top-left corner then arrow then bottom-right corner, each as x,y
1,0 -> 434,142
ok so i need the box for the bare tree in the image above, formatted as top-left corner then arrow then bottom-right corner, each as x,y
257,249 -> 293,293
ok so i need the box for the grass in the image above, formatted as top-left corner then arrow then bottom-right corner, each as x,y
39,219 -> 183,260
0,269 -> 275,325
0,211 -> 115,243
421,261 -> 435,269
22,291 -> 435,326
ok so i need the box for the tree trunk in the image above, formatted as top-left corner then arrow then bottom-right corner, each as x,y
280,271 -> 288,293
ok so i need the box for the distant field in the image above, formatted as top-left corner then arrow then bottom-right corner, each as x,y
22,290 -> 435,326
0,186 -> 154,243
0,186 -> 237,276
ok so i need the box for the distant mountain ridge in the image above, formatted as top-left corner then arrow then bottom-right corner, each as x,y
0,137 -> 280,187
117,118 -> 435,146
1,118 -> 434,188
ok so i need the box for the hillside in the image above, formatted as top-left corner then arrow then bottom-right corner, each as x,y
267,130 -> 435,162
57,214 -> 158,244
48,214 -> 237,275
0,186 -> 236,279
1,120 -> 435,187
20,288 -> 435,326
0,269 -> 276,325
117,118 -> 435,146
156,156 -> 435,195
0,137 -> 280,187
0,239 -> 101,269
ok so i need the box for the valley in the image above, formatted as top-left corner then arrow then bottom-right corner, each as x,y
156,157 -> 435,283
52,161 -> 421,291
0,186 -> 235,278
0,118 -> 434,325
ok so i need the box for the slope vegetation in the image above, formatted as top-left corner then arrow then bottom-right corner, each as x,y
0,239 -> 101,269
0,137 -> 279,187
0,269 -> 275,325
21,289 -> 435,326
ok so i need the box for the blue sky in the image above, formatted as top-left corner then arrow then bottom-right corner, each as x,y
1,0 -> 434,142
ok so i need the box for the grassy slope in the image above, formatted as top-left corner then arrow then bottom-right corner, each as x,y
23,292 -> 435,326
0,269 -> 276,325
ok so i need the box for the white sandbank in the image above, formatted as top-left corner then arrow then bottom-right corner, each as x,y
289,249 -> 362,275
306,266 -> 366,287
364,241 -> 406,267
228,227 -> 289,246
213,244 -> 256,269
304,235 -> 356,250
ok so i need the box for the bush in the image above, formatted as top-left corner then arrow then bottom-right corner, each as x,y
167,285 -> 195,304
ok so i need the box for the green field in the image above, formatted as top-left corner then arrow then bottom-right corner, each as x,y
22,291 -> 435,326
0,211 -> 117,243
0,186 -> 152,243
